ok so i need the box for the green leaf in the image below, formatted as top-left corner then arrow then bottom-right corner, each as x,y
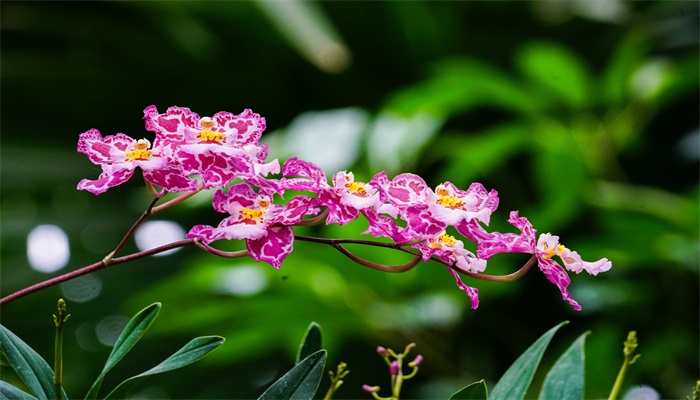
296,322 -> 322,364
539,332 -> 589,400
103,335 -> 225,399
85,302 -> 161,399
490,321 -> 568,400
449,379 -> 488,400
517,42 -> 590,109
0,380 -> 39,400
258,350 -> 327,400
0,324 -> 56,400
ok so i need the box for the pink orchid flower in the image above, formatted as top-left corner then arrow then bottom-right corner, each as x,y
77,129 -> 197,195
281,157 -> 384,225
143,105 -> 279,189
187,183 -> 318,268
385,173 -> 499,236
478,211 -> 612,310
413,231 -> 487,309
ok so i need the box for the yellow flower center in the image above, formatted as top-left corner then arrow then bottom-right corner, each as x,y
239,207 -> 264,222
197,117 -> 224,143
125,139 -> 152,161
430,232 -> 457,248
435,184 -> 465,209
345,181 -> 370,196
436,195 -> 465,209
542,243 -> 568,259
238,196 -> 271,223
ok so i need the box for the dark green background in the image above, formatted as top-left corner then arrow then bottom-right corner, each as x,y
2,1 -> 698,398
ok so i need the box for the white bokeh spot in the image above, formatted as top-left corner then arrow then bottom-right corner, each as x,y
27,224 -> 70,273
134,220 -> 185,256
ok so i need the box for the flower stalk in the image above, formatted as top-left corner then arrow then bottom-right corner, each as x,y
53,299 -> 70,400
323,362 -> 349,400
608,331 -> 641,400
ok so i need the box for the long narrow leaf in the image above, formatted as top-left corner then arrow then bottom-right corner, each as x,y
0,380 -> 38,400
449,379 -> 488,400
539,332 -> 589,400
103,336 -> 225,399
0,324 -> 56,400
296,322 -> 322,364
85,302 -> 161,399
489,321 -> 568,400
258,350 -> 327,400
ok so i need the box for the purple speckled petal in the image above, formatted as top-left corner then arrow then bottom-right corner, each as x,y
77,164 -> 135,195
476,211 -> 536,259
274,196 -> 318,225
447,267 -> 480,309
387,173 -> 429,207
402,205 -> 447,237
143,165 -> 198,192
537,255 -> 581,311
213,108 -> 266,147
281,157 -> 329,191
246,225 -> 295,269
143,105 -> 200,143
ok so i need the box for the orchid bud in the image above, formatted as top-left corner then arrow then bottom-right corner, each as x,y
362,384 -> 380,393
390,360 -> 399,376
408,354 -> 423,367
376,346 -> 388,358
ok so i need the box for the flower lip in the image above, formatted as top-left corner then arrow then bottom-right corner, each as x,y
125,139 -> 152,161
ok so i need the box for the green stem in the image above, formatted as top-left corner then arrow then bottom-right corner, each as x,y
608,331 -> 640,400
608,360 -> 628,400
53,299 -> 70,400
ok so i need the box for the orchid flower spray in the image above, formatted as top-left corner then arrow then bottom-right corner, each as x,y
30,104 -> 613,312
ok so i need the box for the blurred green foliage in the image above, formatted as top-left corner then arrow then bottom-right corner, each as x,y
1,1 -> 698,399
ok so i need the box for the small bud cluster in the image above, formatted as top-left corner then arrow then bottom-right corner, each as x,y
363,343 -> 423,399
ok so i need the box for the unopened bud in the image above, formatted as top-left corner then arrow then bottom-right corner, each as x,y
376,346 -> 388,357
408,354 -> 423,367
362,384 -> 380,393
390,360 -> 399,376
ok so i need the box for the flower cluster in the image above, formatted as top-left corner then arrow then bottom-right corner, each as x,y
78,105 -> 612,310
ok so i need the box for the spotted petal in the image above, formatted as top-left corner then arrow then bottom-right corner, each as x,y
246,225 -> 295,269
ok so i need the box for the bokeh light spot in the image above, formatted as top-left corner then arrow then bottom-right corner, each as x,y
96,315 -> 129,347
27,224 -> 70,273
60,274 -> 102,303
134,220 -> 185,256
213,265 -> 268,297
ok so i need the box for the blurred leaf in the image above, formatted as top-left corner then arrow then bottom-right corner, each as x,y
490,321 -> 568,400
0,324 -> 56,400
367,111 -> 444,175
539,331 -> 589,400
258,350 -> 327,400
517,42 -> 590,109
590,181 -> 697,231
254,0 -> 350,73
529,119 -> 590,229
436,123 -> 532,185
104,335 -> 225,399
296,322 -> 322,364
85,302 -> 161,399
602,32 -> 651,106
385,58 -> 539,118
449,379 -> 488,400
0,381 -> 37,400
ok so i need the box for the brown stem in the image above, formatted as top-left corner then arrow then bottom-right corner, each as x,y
105,196 -> 160,263
151,186 -> 204,214
0,239 -> 195,306
447,254 -> 538,282
293,208 -> 329,226
332,244 -> 422,273
194,240 -> 249,258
